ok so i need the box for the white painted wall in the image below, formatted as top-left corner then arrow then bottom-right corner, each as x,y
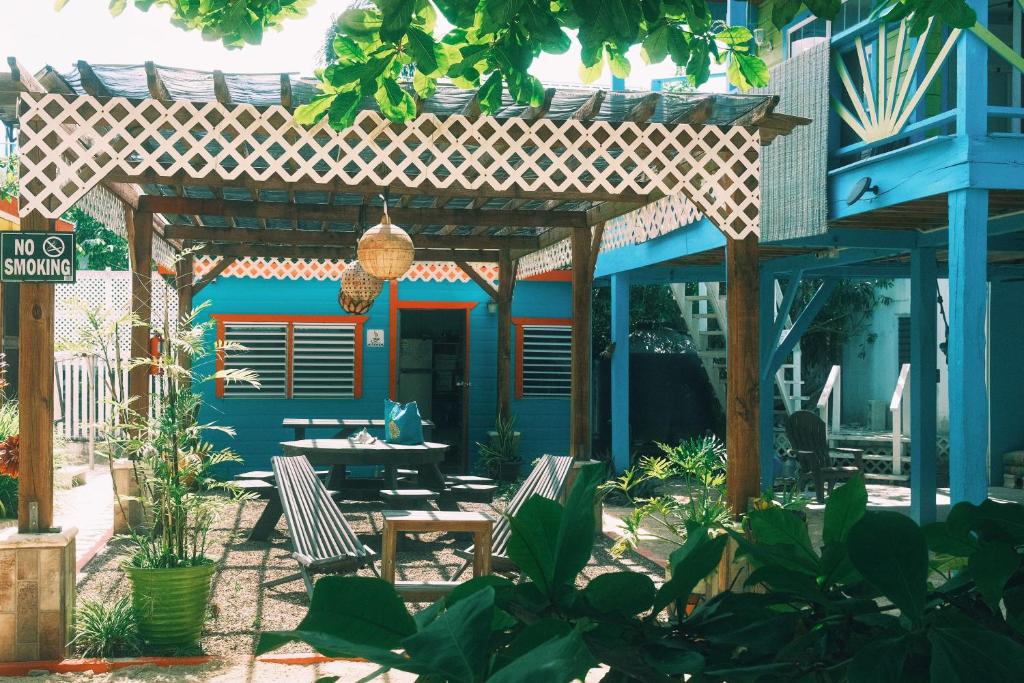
839,279 -> 951,431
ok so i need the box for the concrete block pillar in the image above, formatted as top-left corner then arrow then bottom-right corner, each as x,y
112,458 -> 143,534
0,528 -> 77,662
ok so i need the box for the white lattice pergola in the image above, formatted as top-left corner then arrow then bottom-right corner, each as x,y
18,92 -> 763,240
4,59 -> 809,543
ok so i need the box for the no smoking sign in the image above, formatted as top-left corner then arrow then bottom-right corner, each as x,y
0,232 -> 76,283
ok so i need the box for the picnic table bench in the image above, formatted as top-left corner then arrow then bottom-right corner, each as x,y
283,418 -> 434,441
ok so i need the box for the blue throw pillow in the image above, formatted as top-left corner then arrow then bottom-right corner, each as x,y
385,399 -> 424,445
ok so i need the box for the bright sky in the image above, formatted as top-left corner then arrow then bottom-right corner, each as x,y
0,1 -> 713,91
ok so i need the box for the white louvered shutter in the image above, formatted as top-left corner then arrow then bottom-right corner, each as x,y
222,322 -> 288,397
521,325 -> 572,397
292,323 -> 357,398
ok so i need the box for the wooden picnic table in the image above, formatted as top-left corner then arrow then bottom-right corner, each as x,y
282,418 -> 434,441
280,438 -> 449,492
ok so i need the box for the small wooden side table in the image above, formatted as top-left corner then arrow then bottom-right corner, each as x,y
381,510 -> 493,602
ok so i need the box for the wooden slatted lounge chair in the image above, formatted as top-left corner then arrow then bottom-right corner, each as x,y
266,455 -> 377,596
451,454 -> 574,579
785,410 -> 864,503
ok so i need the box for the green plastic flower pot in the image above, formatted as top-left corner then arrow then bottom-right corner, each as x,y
125,561 -> 216,648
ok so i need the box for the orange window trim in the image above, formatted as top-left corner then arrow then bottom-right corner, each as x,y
512,317 -> 571,399
212,313 -> 368,399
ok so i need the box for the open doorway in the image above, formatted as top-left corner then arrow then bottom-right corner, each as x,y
397,308 -> 468,471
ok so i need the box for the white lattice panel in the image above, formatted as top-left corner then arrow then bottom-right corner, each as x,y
17,93 -> 761,240
55,270 -> 178,355
74,183 -> 126,238
518,238 -> 572,280
192,256 -> 498,283
601,194 -> 703,253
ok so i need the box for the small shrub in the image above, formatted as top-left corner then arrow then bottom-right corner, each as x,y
72,595 -> 141,658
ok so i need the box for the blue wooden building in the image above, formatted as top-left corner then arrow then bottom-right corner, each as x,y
592,0 -> 1024,522
191,260 -> 574,476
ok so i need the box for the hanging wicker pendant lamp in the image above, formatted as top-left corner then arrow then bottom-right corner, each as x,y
357,199 -> 414,280
338,260 -> 383,314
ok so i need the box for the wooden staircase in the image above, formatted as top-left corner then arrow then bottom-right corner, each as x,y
671,281 -> 804,416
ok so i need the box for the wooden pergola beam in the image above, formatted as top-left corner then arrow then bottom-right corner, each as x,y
213,70 -> 232,104
106,171 -> 651,205
733,95 -> 779,127
454,259 -> 499,300
571,90 -> 605,121
141,196 -> 588,229
144,61 -> 171,102
280,74 -> 293,109
522,87 -> 557,121
163,224 -> 538,250
625,93 -> 661,123
668,96 -> 714,125
192,257 -> 236,295
76,60 -> 112,98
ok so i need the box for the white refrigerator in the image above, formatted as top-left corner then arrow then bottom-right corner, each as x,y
398,338 -> 433,420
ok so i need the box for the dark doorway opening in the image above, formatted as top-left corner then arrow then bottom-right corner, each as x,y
397,308 -> 468,471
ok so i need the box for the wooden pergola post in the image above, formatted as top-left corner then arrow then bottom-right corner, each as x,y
496,250 -> 516,420
127,210 -> 153,419
725,235 -> 760,514
16,209 -> 54,532
176,250 -> 194,388
570,224 -> 604,460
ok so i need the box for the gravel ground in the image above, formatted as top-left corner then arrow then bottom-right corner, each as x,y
76,494 -> 663,659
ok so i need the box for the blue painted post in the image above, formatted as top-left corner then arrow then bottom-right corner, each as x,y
610,273 -> 630,472
758,269 -> 776,490
910,248 -> 938,523
957,0 -> 988,137
611,76 -> 626,92
947,188 -> 989,504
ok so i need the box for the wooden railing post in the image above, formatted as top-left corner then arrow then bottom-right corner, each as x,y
725,235 -> 760,514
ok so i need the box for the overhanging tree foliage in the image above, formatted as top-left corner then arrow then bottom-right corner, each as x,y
60,0 -> 983,131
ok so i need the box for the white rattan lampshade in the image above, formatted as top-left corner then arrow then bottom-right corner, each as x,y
339,260 -> 383,314
357,205 -> 414,280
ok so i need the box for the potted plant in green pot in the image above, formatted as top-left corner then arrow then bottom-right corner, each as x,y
115,300 -> 257,650
477,412 -> 521,482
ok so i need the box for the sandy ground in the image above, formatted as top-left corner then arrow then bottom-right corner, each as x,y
75,494 -> 663,660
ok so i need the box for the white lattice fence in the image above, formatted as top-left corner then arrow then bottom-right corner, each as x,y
55,270 -> 178,355
54,356 -> 167,441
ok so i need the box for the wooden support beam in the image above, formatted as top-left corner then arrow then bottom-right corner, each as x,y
213,70 -> 232,105
140,196 -> 587,229
454,260 -> 498,300
522,88 -> 557,121
76,60 -> 112,98
947,188 -> 989,504
280,74 -> 293,109
163,224 -> 537,250
910,247 -> 938,523
732,95 -> 779,127
128,210 -> 153,423
192,257 -> 236,295
570,228 -> 595,459
496,251 -> 517,420
725,235 -> 760,515
461,91 -> 482,120
106,170 -> 656,205
144,61 -> 171,102
570,90 -> 605,121
625,93 -> 661,123
176,251 -> 194,389
17,209 -> 54,532
668,96 -> 714,125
